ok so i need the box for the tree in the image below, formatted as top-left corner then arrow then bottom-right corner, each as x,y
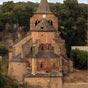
58,0 -> 87,56
0,60 -> 18,88
0,46 -> 8,55
13,2 -> 35,27
0,1 -> 87,57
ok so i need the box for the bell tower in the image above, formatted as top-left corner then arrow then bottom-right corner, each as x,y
25,0 -> 63,88
30,0 -> 58,31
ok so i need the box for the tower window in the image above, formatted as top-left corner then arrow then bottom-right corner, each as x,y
41,27 -> 44,29
35,20 -> 40,26
48,20 -> 53,26
51,21 -> 53,26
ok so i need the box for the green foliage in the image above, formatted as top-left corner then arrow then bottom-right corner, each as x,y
0,1 -> 87,56
0,74 -> 18,88
50,0 -> 87,56
71,49 -> 88,69
0,46 -> 8,55
0,60 -> 8,74
0,1 -> 36,31
13,2 -> 35,27
0,60 -> 18,88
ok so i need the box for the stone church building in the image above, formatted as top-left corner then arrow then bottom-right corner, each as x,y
8,0 -> 73,88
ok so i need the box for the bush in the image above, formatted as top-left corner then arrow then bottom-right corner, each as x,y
71,49 -> 88,69
0,46 -> 8,55
0,60 -> 8,74
0,70 -> 18,88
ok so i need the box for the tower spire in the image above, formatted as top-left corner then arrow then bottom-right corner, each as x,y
36,0 -> 52,14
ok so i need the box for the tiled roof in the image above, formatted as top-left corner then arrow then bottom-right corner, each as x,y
36,0 -> 52,14
11,54 -> 27,62
26,51 -> 60,58
31,19 -> 55,32
35,51 -> 60,58
24,71 -> 63,78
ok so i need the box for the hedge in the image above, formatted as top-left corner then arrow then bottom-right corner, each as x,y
71,49 -> 88,69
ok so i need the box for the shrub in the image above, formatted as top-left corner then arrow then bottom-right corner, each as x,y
71,49 -> 88,69
0,46 -> 8,55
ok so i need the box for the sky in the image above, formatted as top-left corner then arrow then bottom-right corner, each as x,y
0,0 -> 87,4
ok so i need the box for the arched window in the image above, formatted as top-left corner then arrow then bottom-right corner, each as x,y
39,44 -> 44,50
48,20 -> 53,26
30,47 -> 33,52
35,20 -> 40,26
35,21 -> 37,26
38,21 -> 40,23
41,46 -> 44,50
40,63 -> 43,68
51,21 -> 53,26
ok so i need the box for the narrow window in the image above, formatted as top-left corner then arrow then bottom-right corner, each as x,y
51,21 -> 53,26
35,20 -> 40,26
31,47 -> 33,52
41,27 -> 44,29
40,63 -> 43,68
41,45 -> 44,50
48,20 -> 53,26
35,21 -> 37,26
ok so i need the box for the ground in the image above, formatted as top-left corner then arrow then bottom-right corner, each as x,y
64,83 -> 88,88
64,70 -> 88,83
64,70 -> 88,88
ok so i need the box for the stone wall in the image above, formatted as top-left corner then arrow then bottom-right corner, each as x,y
22,39 -> 32,57
25,77 -> 62,88
37,58 -> 62,72
31,32 -> 55,44
12,33 -> 31,57
52,38 -> 66,56
72,46 -> 88,51
26,57 -> 62,73
8,62 -> 27,83
52,38 -> 73,74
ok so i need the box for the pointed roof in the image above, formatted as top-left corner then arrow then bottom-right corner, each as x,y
31,19 -> 55,32
36,0 -> 52,14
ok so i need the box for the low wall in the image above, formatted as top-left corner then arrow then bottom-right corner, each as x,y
25,76 -> 62,88
72,46 -> 88,51
64,83 -> 88,88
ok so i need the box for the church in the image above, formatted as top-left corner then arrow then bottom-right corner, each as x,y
8,0 -> 73,88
